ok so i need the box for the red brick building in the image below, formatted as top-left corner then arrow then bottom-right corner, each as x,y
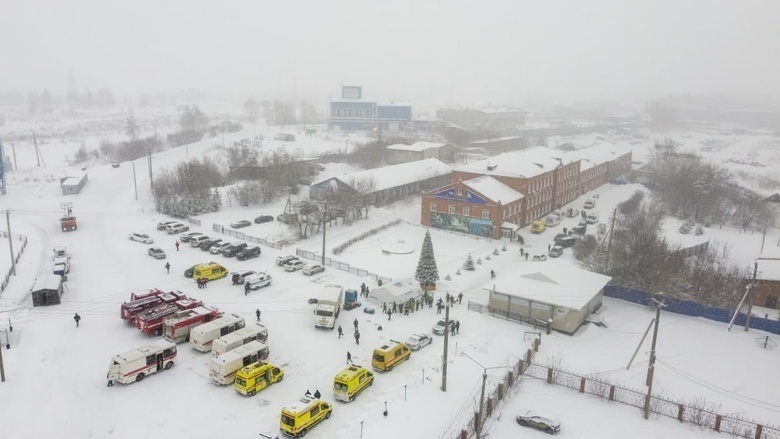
753,255 -> 780,309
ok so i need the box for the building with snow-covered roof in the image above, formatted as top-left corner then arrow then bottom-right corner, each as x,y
765,193 -> 780,228
421,175 -> 525,239
485,260 -> 611,335
385,142 -> 455,164
437,107 -> 526,132
310,158 -> 451,206
60,173 -> 88,195
752,252 -> 780,310
31,274 -> 64,307
328,86 -> 413,133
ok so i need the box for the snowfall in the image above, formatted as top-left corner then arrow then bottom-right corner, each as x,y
0,108 -> 779,439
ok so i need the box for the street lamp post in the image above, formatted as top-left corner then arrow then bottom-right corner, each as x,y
461,352 -> 512,439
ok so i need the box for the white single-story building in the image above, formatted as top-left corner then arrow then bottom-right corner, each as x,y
385,142 -> 456,164
486,260 -> 611,335
60,173 -> 88,195
367,279 -> 426,309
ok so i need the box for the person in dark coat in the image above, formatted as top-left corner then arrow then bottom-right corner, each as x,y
455,320 -> 460,335
175,241 -> 180,251
353,318 -> 358,332
525,253 -> 529,261
347,351 -> 352,364
201,277 -> 208,288
458,292 -> 464,304
305,389 -> 312,397
164,262 -> 171,274
338,325 -> 343,339
450,323 -> 456,336
365,286 -> 370,297
244,282 -> 251,295
314,389 -> 321,399
387,309 -> 392,321
74,313 -> 81,328
354,330 -> 360,345
490,269 -> 496,279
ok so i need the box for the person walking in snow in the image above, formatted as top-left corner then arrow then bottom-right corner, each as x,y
353,318 -> 359,332
455,320 -> 460,335
490,269 -> 495,279
256,309 -> 261,322
74,313 -> 81,328
458,292 -> 463,304
314,389 -> 321,399
347,351 -> 352,364
354,330 -> 360,345
244,282 -> 250,296
450,322 -> 456,336
387,309 -> 392,321
338,325 -> 343,339
175,241 -> 180,251
365,286 -> 370,297
165,262 -> 171,274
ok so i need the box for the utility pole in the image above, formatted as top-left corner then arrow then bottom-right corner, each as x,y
745,262 -> 758,332
441,299 -> 450,392
148,148 -> 153,189
0,141 -> 6,195
321,202 -> 327,266
643,299 -> 662,419
132,162 -> 138,200
476,369 -> 487,439
33,132 -> 40,167
6,210 -> 16,275
760,223 -> 767,254
605,208 -> 617,272
0,335 -> 5,382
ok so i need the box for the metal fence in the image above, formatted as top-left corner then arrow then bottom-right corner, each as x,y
523,363 -> 780,439
0,233 -> 28,296
212,224 -> 283,250
185,217 -> 201,227
295,248 -> 392,285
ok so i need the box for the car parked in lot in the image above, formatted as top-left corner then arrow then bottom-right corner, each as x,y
284,260 -> 305,272
583,198 -> 596,210
148,247 -> 166,259
236,246 -> 261,261
432,319 -> 459,335
516,411 -> 560,434
254,215 -> 274,224
548,246 -> 563,258
231,219 -> 251,229
168,223 -> 189,234
230,270 -> 257,285
189,235 -> 211,247
302,264 -> 325,276
179,231 -> 203,242
157,220 -> 178,231
199,238 -> 223,251
555,235 -> 578,249
222,242 -> 248,258
129,232 -> 154,244
276,255 -> 299,266
245,272 -> 272,290
209,241 -> 232,255
405,333 -> 432,351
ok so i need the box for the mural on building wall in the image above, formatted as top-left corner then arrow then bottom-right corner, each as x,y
430,212 -> 493,237
433,188 -> 486,204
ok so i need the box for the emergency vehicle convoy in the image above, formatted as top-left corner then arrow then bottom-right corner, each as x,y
107,339 -> 176,386
190,313 -> 246,352
135,294 -> 202,336
333,365 -> 374,402
163,306 -> 222,343
234,361 -> 284,396
120,289 -> 168,324
209,340 -> 270,385
211,323 -> 268,357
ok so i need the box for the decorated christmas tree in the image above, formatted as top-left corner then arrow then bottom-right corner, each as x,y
415,230 -> 440,289
464,254 -> 475,271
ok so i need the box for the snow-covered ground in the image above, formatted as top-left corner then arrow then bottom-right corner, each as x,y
0,115 -> 779,439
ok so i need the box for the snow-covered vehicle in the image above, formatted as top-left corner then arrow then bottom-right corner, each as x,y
230,219 -> 251,228
302,264 -> 325,276
405,333 -> 432,351
432,319 -> 459,335
245,272 -> 272,290
148,247 -> 166,259
284,260 -> 305,272
276,255 -> 299,266
129,232 -> 154,244
516,410 -> 561,434
189,314 -> 246,352
157,220 -> 177,231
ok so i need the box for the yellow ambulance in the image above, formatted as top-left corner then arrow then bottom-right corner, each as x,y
371,341 -> 411,372
193,262 -> 228,282
234,361 -> 284,396
333,365 -> 374,402
531,220 -> 546,234
280,396 -> 332,437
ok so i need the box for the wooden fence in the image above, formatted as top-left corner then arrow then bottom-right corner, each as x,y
0,233 -> 28,296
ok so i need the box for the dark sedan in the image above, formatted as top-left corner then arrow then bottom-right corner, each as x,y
199,238 -> 223,251
222,242 -> 248,258
236,246 -> 261,261
254,215 -> 274,224
516,411 -> 560,434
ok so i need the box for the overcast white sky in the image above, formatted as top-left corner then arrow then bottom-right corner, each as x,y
2,0 -> 779,107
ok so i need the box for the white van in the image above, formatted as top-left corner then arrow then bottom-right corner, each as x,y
208,340 -> 270,385
246,272 -> 272,290
107,339 -> 176,386
189,313 -> 246,352
211,323 -> 268,357
586,212 -> 599,224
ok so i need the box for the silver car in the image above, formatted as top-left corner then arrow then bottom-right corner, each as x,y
129,232 -> 153,244
405,333 -> 432,351
516,411 -> 560,434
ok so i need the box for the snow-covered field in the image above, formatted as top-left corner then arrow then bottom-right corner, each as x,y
0,112 -> 779,439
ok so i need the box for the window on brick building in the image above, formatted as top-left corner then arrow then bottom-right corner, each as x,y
482,209 -> 490,219
430,202 -> 437,212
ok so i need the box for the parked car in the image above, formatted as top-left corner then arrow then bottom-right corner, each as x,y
532,254 -> 548,262
432,319 -> 459,335
190,235 -> 210,247
199,238 -> 223,251
302,264 -> 325,276
179,231 -> 203,242
222,242 -> 248,258
128,233 -> 154,244
586,212 -> 599,224
245,272 -> 272,290
148,247 -> 166,259
516,411 -> 561,434
405,333 -> 433,351
572,223 -> 587,236
209,241 -> 232,255
168,223 -> 189,234
555,236 -> 578,249
254,215 -> 274,224
157,220 -> 177,231
548,246 -> 563,258
583,198 -> 596,210
231,270 -> 257,285
184,264 -> 197,278
236,246 -> 261,261
276,255 -> 299,266
284,260 -> 305,272
231,220 -> 251,229
363,307 -> 375,314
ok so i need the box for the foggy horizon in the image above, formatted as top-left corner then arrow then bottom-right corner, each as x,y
2,0 -> 779,109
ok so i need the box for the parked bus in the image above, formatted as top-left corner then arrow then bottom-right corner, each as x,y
211,323 -> 268,357
208,340 -> 269,385
107,339 -> 176,386
163,306 -> 221,343
189,313 -> 245,352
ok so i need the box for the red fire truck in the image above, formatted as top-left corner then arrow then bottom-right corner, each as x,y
162,306 -> 222,343
120,289 -> 168,324
135,294 -> 202,336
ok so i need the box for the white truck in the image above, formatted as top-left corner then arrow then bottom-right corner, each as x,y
314,284 -> 343,330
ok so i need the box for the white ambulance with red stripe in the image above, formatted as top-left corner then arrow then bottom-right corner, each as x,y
107,339 -> 176,386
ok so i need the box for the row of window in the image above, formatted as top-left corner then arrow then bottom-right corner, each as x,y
332,108 -> 373,118
430,202 -> 490,219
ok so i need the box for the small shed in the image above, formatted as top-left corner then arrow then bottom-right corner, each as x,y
31,274 -> 64,307
367,279 -> 425,308
486,260 -> 611,335
60,173 -> 88,195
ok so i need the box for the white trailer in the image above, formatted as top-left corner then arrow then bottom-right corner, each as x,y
211,323 -> 268,357
208,340 -> 269,385
189,313 -> 245,352
106,339 -> 176,386
314,284 -> 343,329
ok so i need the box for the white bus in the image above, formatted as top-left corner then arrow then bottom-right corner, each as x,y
208,340 -> 269,385
211,323 -> 268,357
107,339 -> 176,386
189,313 -> 245,352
